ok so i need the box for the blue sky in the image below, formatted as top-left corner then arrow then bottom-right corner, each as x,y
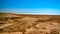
0,0 -> 60,15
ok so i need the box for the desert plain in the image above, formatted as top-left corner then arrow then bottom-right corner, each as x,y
0,13 -> 60,34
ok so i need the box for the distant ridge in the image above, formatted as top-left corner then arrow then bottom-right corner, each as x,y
0,12 -> 15,14
0,12 -> 60,16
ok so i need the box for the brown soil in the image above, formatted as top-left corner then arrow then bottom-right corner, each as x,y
0,13 -> 60,34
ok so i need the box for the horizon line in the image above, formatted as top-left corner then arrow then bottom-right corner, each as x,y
0,12 -> 60,15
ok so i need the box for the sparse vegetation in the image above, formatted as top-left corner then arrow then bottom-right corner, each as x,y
0,13 -> 60,34
50,30 -> 59,34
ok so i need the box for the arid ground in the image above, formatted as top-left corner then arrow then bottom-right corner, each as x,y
0,13 -> 60,34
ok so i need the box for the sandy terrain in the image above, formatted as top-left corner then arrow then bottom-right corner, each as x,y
0,13 -> 60,34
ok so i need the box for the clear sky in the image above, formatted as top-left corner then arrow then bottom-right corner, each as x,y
0,0 -> 60,15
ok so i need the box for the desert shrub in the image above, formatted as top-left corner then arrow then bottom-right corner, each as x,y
50,30 -> 59,34
35,19 -> 48,22
0,17 -> 10,21
0,18 -> 4,21
11,17 -> 19,19
0,29 -> 3,32
10,17 -> 24,19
